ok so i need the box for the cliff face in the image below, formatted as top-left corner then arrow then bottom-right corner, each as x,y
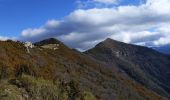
0,38 -> 169,100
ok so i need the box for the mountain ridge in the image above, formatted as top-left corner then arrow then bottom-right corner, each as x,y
86,38 -> 170,98
0,38 -> 169,100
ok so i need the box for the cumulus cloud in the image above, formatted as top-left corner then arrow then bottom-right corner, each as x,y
21,0 -> 170,50
153,36 -> 170,46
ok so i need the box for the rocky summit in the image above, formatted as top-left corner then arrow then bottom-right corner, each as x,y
0,38 -> 170,100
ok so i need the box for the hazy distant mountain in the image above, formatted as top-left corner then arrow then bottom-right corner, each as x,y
0,38 -> 169,100
153,44 -> 170,55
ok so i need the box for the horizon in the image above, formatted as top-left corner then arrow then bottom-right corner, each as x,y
0,0 -> 170,53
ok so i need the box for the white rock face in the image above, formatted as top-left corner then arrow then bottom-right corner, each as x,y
115,51 -> 120,57
24,42 -> 34,53
112,50 -> 120,57
24,42 -> 34,48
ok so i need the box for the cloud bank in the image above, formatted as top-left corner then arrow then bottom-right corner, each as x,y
20,0 -> 170,50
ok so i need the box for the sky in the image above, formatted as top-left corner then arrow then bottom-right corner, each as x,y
0,0 -> 75,37
0,0 -> 170,51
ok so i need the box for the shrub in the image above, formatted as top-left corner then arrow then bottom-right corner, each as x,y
0,83 -> 23,100
15,64 -> 36,77
18,74 -> 59,100
0,63 -> 9,80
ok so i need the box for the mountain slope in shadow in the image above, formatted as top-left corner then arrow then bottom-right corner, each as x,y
86,38 -> 170,99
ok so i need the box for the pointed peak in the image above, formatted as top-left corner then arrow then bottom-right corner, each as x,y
103,38 -> 123,44
96,38 -> 125,48
105,38 -> 113,42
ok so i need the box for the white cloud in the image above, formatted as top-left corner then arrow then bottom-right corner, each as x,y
21,0 -> 170,50
0,36 -> 9,41
153,36 -> 170,46
111,31 -> 160,43
45,20 -> 60,28
22,28 -> 47,37
146,0 -> 170,14
0,36 -> 16,41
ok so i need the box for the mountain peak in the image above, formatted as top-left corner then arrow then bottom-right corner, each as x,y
103,38 -> 120,43
87,38 -> 163,59
96,38 -> 126,49
104,38 -> 113,42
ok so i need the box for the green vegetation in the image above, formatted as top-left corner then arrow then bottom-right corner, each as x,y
8,74 -> 97,100
0,63 -> 10,80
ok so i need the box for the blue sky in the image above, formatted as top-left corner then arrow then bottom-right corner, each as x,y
0,0 -> 75,37
0,0 -> 170,52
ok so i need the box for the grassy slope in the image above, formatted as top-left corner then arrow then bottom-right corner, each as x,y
0,40 -> 167,100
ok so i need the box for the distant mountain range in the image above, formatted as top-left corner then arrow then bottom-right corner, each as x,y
0,38 -> 170,100
153,44 -> 170,55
